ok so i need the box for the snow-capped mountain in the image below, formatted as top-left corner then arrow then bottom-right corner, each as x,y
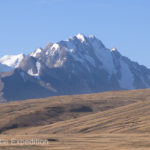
0,54 -> 25,72
0,34 -> 150,102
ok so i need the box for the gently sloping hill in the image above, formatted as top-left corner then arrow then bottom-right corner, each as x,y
22,96 -> 150,135
1,89 -> 150,134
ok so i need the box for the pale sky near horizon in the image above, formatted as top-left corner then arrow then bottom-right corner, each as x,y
0,0 -> 150,67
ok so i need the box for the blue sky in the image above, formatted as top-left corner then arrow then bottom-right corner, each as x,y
0,0 -> 150,67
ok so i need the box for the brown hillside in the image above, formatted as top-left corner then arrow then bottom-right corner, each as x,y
1,89 -> 150,150
0,89 -> 150,134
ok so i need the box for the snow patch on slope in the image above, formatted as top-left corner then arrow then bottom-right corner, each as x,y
27,62 -> 41,79
0,54 -> 25,68
51,43 -> 60,50
54,59 -> 64,67
31,48 -> 42,57
111,47 -> 117,52
50,44 -> 60,56
76,33 -> 86,43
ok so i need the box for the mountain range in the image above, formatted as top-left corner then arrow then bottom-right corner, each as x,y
0,33 -> 150,102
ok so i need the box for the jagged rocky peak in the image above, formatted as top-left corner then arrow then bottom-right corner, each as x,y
76,33 -> 86,42
28,34 -> 120,73
68,33 -> 103,45
31,34 -> 106,58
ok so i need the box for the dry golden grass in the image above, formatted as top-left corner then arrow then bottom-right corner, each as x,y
32,97 -> 150,135
0,134 -> 150,150
1,89 -> 150,149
